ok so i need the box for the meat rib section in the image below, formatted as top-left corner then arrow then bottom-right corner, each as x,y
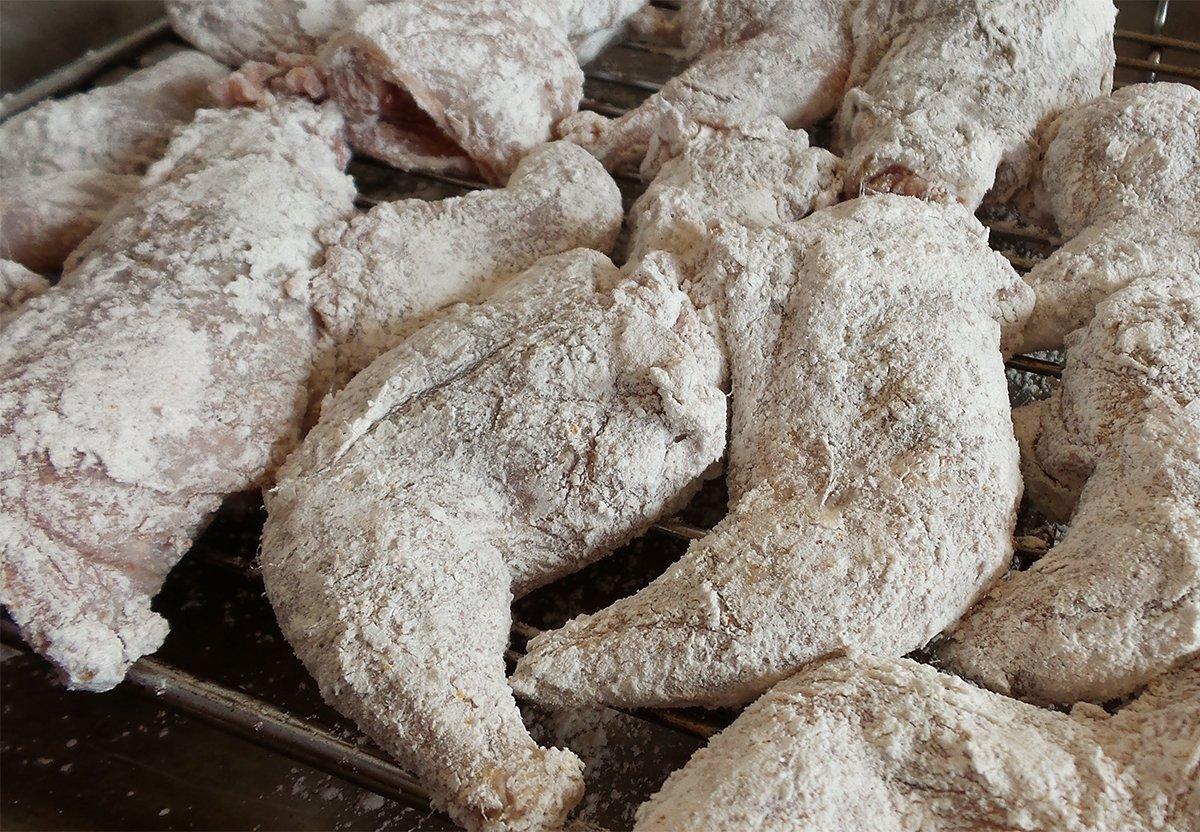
558,0 -> 852,177
0,101 -> 356,691
0,51 -> 227,272
835,0 -> 1115,208
261,251 -> 726,831
634,654 -> 1199,832
167,0 -> 645,67
319,1 -> 582,181
936,278 -> 1200,706
210,1 -> 653,183
513,195 -> 1032,709
313,141 -> 622,392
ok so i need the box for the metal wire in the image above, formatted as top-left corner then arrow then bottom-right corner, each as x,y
2,4 -> 1194,821
0,19 -> 173,119
1146,0 -> 1171,82
0,618 -> 433,812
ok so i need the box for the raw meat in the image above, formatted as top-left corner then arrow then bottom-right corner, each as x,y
0,101 -> 356,691
835,0 -> 1115,208
634,654 -> 1199,832
0,51 -> 226,271
261,250 -> 726,830
513,195 -> 1032,709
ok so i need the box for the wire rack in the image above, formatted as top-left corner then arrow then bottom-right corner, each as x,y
2,0 -> 1198,827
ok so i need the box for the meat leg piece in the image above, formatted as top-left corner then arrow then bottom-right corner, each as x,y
634,654 -> 1199,832
834,0 -> 1115,208
513,195 -> 1032,709
935,84 -> 1200,706
936,275 -> 1200,706
262,250 -> 726,831
0,101 -> 356,691
557,0 -> 853,177
313,141 -> 622,392
0,51 -> 226,272
1014,83 -> 1200,354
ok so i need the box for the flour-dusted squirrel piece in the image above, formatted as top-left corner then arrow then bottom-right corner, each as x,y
0,108 -> 623,692
1015,83 -> 1200,354
261,250 -> 726,832
934,83 -> 1200,706
0,51 -> 227,272
513,195 -> 1032,709
212,1 -> 649,183
936,277 -> 1200,706
633,654 -> 1200,832
313,141 -> 621,394
318,0 -> 581,181
558,0 -> 853,178
835,0 -> 1115,208
0,260 -> 49,314
0,101 -> 357,691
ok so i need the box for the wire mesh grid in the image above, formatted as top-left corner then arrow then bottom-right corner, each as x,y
1,1 -> 1198,827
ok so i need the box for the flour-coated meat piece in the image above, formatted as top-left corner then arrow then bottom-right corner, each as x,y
0,51 -> 226,271
634,654 -> 1199,832
262,250 -> 726,831
0,102 -> 356,691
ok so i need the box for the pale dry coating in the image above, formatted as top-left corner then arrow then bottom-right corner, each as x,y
937,84 -> 1200,705
835,0 -> 1115,208
0,51 -> 226,272
1017,83 -> 1200,353
679,0 -> 794,59
0,260 -> 49,314
634,654 -> 1200,832
167,0 -> 644,66
1036,83 -> 1200,238
0,101 -> 355,691
320,0 -> 583,182
1020,276 -> 1200,519
513,195 -> 1032,709
557,0 -> 852,177
313,141 -> 622,392
627,122 -> 843,285
262,250 -> 726,831
166,0 -> 373,65
937,275 -> 1200,706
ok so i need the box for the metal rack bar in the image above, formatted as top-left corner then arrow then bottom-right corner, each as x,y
1005,354 -> 1065,379
1115,27 -> 1199,53
1120,55 -> 1200,82
982,219 -> 1061,247
0,618 -> 436,814
1147,0 -> 1171,82
0,19 -> 172,119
